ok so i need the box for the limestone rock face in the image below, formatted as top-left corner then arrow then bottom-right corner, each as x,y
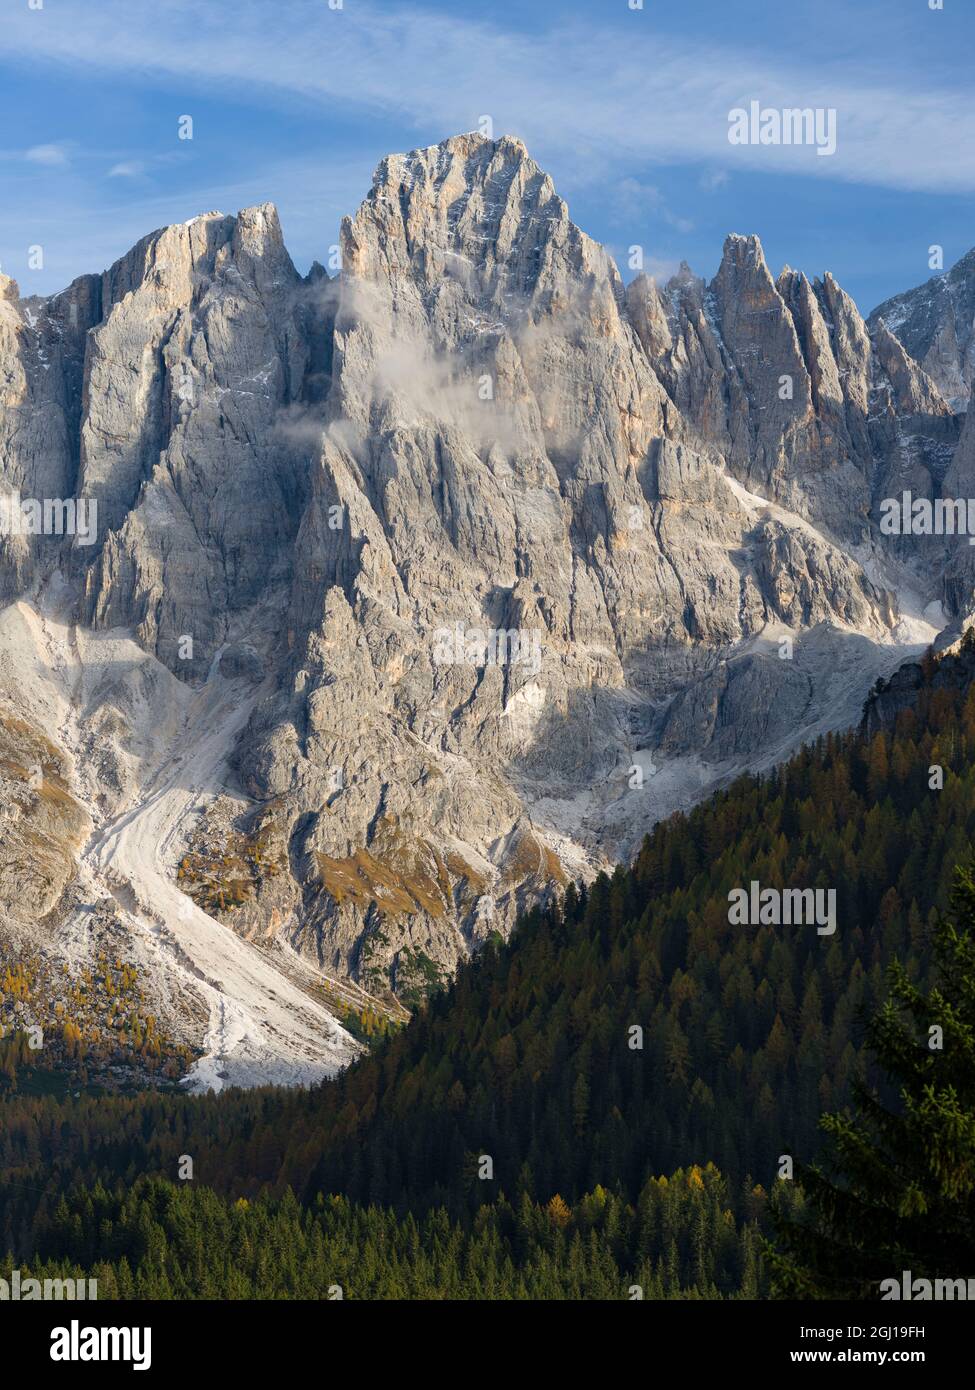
0,708 -> 89,925
630,238 -> 953,548
0,270 -> 101,598
1,132 -> 973,1022
869,247 -> 975,411
76,207 -> 321,676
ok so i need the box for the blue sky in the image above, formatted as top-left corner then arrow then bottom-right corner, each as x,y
0,0 -> 972,313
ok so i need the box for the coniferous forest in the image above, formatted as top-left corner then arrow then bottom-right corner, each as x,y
2,642 -> 975,1299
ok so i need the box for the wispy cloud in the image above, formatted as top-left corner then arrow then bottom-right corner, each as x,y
107,161 -> 146,179
611,179 -> 694,235
25,143 -> 70,167
1,0 -> 972,194
618,253 -> 686,286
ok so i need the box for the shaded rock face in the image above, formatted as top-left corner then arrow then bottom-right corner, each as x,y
0,269 -> 101,599
869,247 -> 975,412
861,637 -> 975,738
1,132 -> 973,1001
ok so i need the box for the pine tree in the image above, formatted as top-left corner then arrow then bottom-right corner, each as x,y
768,863 -> 975,1298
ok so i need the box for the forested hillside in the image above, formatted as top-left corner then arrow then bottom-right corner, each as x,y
3,641 -> 974,1298
6,1167 -> 773,1300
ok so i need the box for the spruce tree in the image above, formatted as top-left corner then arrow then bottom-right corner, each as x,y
768,863 -> 975,1298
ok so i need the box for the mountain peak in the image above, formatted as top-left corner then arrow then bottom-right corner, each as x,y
1,132 -> 969,1085
868,245 -> 975,410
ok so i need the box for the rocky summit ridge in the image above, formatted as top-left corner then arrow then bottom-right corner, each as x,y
1,132 -> 973,1086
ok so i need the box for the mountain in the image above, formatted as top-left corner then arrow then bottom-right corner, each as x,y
1,131 -> 973,1088
869,247 -> 975,412
3,633 -> 974,1298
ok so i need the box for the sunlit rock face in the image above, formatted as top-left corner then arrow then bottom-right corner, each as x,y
870,247 -> 975,413
0,133 -> 970,1009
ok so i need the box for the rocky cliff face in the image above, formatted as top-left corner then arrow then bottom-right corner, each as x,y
0,268 -> 100,599
1,133 -> 973,1079
869,247 -> 975,412
77,206 -> 322,677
